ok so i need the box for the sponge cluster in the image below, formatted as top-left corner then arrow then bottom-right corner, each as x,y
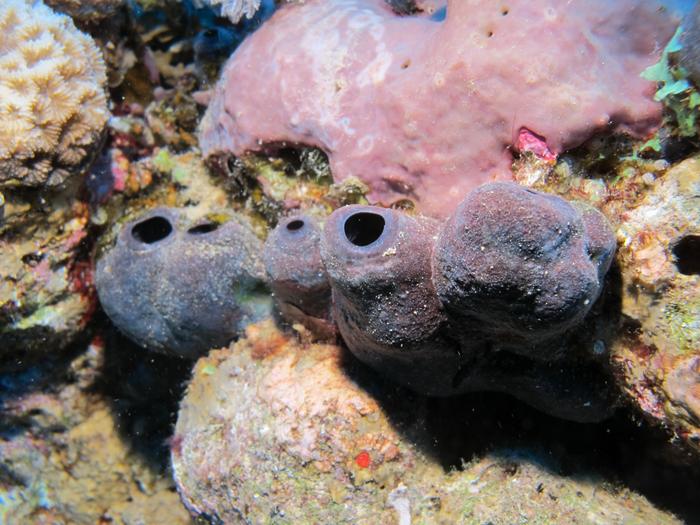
0,0 -> 109,189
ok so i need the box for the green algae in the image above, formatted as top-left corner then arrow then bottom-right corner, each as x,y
641,26 -> 700,142
664,300 -> 700,355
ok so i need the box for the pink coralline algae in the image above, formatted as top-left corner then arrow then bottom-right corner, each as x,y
200,0 -> 676,216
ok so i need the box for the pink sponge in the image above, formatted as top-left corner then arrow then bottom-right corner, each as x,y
200,0 -> 675,216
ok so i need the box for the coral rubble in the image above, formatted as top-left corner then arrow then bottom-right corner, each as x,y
200,0 -> 675,216
172,321 -> 683,525
96,207 -> 271,358
0,0 -> 109,189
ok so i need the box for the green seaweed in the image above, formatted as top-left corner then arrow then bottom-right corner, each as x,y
641,26 -> 699,140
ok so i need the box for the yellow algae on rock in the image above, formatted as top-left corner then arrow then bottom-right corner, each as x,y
612,157 -> 700,450
0,0 -> 108,189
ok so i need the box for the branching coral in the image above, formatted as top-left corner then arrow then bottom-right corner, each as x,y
0,0 -> 109,189
193,0 -> 263,23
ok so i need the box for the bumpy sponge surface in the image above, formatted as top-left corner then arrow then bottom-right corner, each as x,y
0,0 -> 108,189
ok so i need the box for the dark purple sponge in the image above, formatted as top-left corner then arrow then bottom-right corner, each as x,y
95,208 -> 270,359
320,205 -> 463,395
263,215 -> 333,335
433,183 -> 615,353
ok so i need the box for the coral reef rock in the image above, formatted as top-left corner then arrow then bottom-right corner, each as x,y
0,0 -> 109,189
96,207 -> 271,358
0,337 -> 192,525
264,183 -> 617,422
612,157 -> 700,452
200,0 -> 675,217
172,321 -> 681,525
0,195 -> 94,361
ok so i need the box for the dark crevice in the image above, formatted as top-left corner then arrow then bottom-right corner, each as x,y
344,212 -> 385,247
672,235 -> 700,275
187,223 -> 219,235
131,216 -> 173,244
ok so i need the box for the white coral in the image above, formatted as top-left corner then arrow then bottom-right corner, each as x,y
195,0 -> 262,23
0,0 -> 109,188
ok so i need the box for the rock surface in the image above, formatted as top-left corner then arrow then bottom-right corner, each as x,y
173,321 -> 683,524
612,157 -> 700,452
0,193 -> 94,362
0,335 -> 192,525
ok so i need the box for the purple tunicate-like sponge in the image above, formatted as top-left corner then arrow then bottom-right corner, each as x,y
263,215 -> 333,335
96,208 -> 270,358
433,182 -> 616,355
320,204 -> 462,395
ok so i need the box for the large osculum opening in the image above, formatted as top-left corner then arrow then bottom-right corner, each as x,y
131,216 -> 174,244
344,212 -> 386,247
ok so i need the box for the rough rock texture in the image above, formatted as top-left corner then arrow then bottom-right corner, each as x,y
612,157 -> 700,452
200,0 -> 674,217
0,194 -> 94,361
172,321 -> 682,525
96,207 -> 271,358
0,0 -> 109,189
0,336 -> 192,525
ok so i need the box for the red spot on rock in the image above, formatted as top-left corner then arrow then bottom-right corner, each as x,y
516,128 -> 557,162
69,259 -> 97,327
355,450 -> 371,469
